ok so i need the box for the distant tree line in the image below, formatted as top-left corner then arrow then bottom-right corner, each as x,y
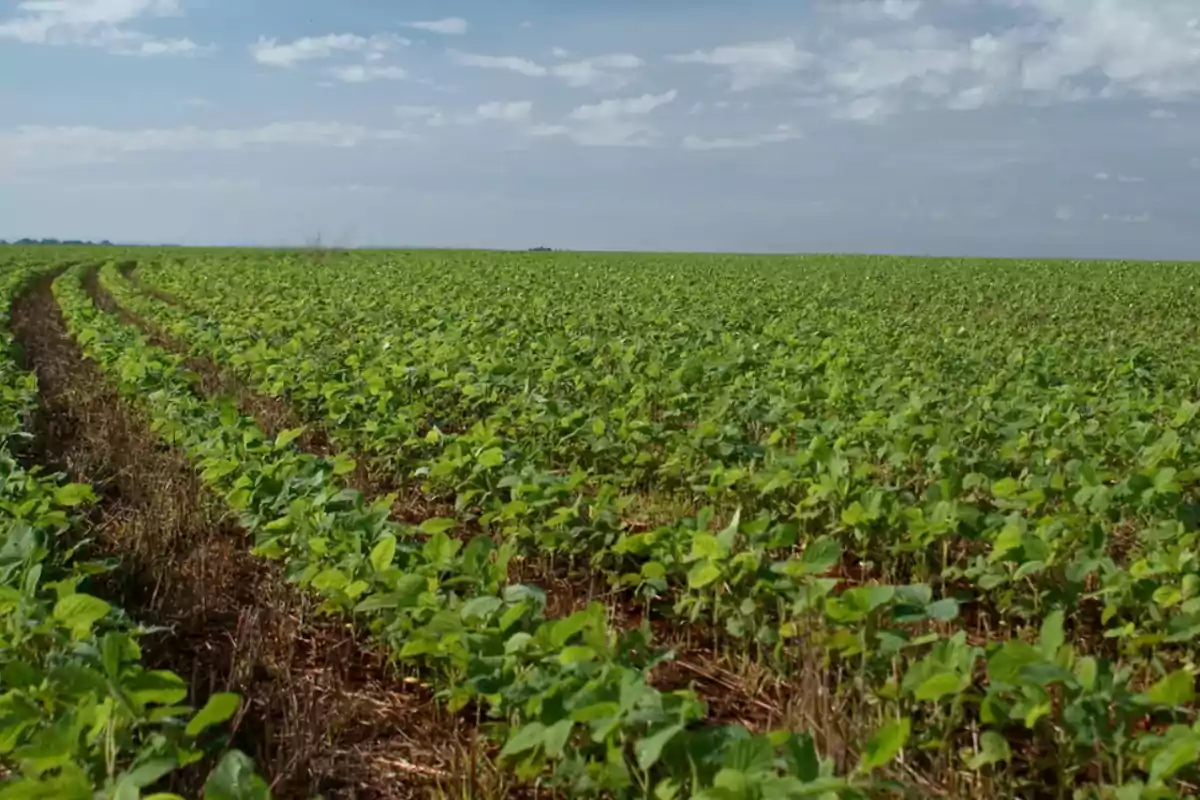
0,238 -> 115,246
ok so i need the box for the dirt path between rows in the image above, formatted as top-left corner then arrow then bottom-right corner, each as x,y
11,271 -> 463,799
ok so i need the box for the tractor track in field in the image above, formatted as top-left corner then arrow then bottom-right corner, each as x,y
15,268 -> 474,800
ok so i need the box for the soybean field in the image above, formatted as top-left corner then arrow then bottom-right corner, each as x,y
4,246 -> 1200,799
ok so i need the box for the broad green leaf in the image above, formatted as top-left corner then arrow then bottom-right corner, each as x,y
1145,670 -> 1196,707
914,672 -> 963,702
801,537 -> 841,574
991,478 -> 1020,499
53,482 -> 96,508
186,693 -> 241,737
370,534 -> 397,573
687,562 -> 722,589
636,724 -> 684,771
966,731 -> 1012,770
418,517 -> 456,535
477,448 -> 505,469
542,719 -> 574,758
1039,610 -> 1065,658
500,722 -> 546,758
202,750 -> 270,800
53,593 -> 111,638
274,427 -> 305,449
859,718 -> 910,773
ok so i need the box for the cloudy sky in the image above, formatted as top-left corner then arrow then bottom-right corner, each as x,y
2,0 -> 1199,258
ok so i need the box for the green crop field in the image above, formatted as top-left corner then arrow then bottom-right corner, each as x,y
4,246 -> 1200,799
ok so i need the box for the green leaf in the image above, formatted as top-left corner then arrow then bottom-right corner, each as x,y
859,718 -> 910,773
500,722 -> 546,758
783,734 -> 820,782
991,478 -> 1020,499
274,427 -> 305,449
311,568 -> 348,592
227,488 -> 253,511
127,670 -> 190,707
1149,738 -> 1200,782
116,759 -> 178,791
1145,670 -> 1196,707
966,731 -> 1012,770
687,562 -> 721,589
369,534 -> 397,573
925,597 -> 960,622
559,646 -> 597,665
801,537 -> 841,574
186,693 -> 241,737
53,593 -> 111,638
418,517 -> 456,535
53,482 -> 96,508
542,719 -> 574,758
1039,610 -> 1065,658
1075,656 -> 1098,691
914,672 -> 964,702
202,750 -> 270,800
477,448 -> 505,469
636,724 -> 684,771
330,453 -> 357,476
460,595 -> 503,622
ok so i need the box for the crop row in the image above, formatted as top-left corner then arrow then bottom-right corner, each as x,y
0,254 -> 260,800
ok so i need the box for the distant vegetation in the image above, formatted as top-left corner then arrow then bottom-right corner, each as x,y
1,238 -> 114,246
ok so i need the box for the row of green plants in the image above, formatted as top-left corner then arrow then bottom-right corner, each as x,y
0,254 -> 262,799
118,252 -> 1200,796
65,261 -> 900,797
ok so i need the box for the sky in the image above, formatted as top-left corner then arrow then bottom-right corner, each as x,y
2,0 -> 1199,259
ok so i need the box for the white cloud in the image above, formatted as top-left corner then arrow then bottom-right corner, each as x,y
552,53 -> 643,90
450,51 -> 547,77
529,90 -> 676,147
835,95 -> 892,121
1094,172 -> 1111,181
662,2 -> 1200,124
682,125 -> 801,150
127,36 -> 201,56
406,17 -> 467,36
1150,108 -> 1178,119
569,90 -> 678,121
0,0 -> 210,55
551,46 -> 569,59
667,38 -> 811,90
252,33 -> 405,68
476,100 -> 533,122
826,0 -> 922,23
4,121 -> 415,167
1101,212 -> 1152,223
451,50 -> 644,90
1018,0 -> 1200,100
331,64 -> 408,83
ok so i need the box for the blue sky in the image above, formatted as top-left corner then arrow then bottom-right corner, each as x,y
2,0 -> 1199,258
